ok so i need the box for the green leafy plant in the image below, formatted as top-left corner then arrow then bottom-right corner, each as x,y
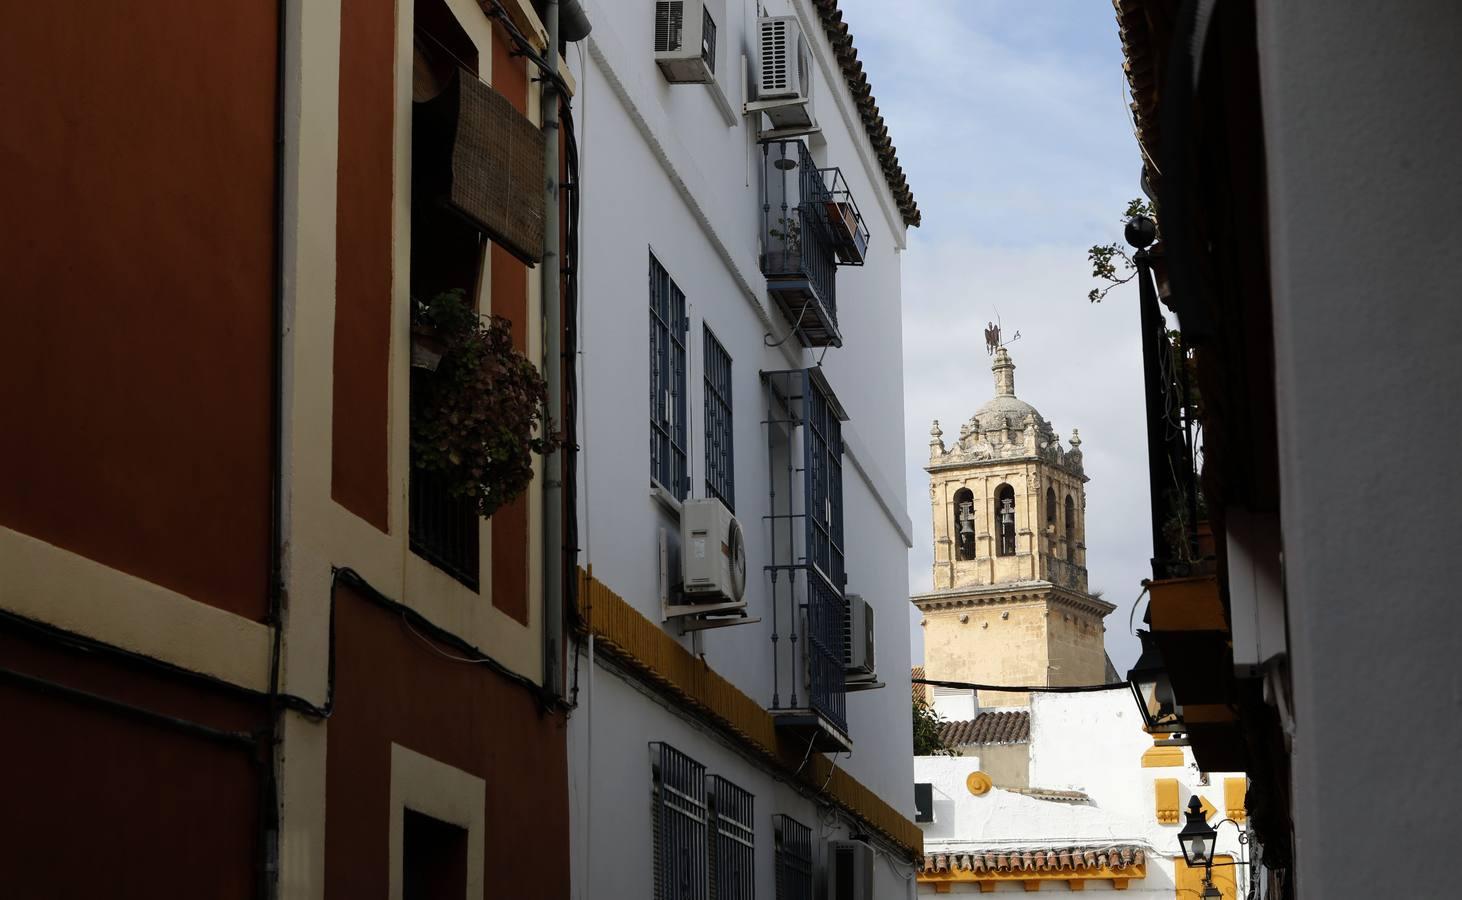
410,289 -> 558,518
768,215 -> 803,254
913,697 -> 957,756
1087,198 -> 1155,303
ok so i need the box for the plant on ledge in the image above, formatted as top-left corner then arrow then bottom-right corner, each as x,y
410,289 -> 558,518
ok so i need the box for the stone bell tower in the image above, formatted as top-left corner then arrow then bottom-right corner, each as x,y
914,348 -> 1114,708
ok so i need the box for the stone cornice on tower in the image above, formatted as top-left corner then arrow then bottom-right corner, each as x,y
912,581 -> 1117,620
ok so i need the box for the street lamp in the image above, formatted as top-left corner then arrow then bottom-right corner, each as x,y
1127,629 -> 1184,733
1200,881 -> 1222,900
1176,796 -> 1218,868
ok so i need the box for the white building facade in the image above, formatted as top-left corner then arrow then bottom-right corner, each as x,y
916,692 -> 1249,896
567,1 -> 921,898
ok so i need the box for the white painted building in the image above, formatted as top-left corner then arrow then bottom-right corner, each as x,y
916,691 -> 1249,896
566,1 -> 921,898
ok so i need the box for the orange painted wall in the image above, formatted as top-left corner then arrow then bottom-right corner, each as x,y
333,0 -> 397,531
489,26 -> 532,624
324,583 -> 570,899
0,0 -> 277,620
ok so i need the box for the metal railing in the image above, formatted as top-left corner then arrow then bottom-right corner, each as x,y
760,140 -> 838,343
409,465 -> 479,589
652,743 -> 708,900
773,815 -> 814,900
817,165 -> 870,265
708,776 -> 754,900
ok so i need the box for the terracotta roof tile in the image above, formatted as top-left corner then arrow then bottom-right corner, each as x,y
911,667 -> 927,704
920,845 -> 1145,875
937,711 -> 1030,746
808,0 -> 920,228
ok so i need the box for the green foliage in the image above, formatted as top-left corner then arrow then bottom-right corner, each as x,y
1086,198 -> 1157,303
410,289 -> 558,518
912,697 -> 956,756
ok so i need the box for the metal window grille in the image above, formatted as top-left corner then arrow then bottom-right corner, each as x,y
652,743 -> 708,900
708,776 -> 753,900
703,328 -> 735,511
409,369 -> 479,589
805,374 -> 844,590
651,253 -> 689,500
773,815 -> 813,900
701,7 -> 717,73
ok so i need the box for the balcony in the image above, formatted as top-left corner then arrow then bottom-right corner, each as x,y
762,368 -> 850,751
816,166 -> 869,265
760,140 -> 840,348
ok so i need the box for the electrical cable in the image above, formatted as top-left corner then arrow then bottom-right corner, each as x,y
764,300 -> 811,347
911,677 -> 1130,693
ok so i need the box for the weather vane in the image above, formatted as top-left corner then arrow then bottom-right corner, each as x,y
984,311 -> 1021,356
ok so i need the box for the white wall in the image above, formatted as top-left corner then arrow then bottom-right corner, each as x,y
1255,4 -> 1462,896
569,0 -> 918,895
915,692 -> 1246,895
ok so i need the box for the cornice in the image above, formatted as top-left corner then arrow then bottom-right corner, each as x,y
912,582 -> 1116,618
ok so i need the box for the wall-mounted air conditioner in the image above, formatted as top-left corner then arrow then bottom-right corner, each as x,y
753,16 -> 814,131
843,594 -> 876,681
827,839 -> 874,900
678,496 -> 747,601
655,0 -> 721,84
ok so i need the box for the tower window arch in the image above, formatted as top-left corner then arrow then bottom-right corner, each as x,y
1045,487 -> 1057,532
1064,494 -> 1077,561
953,488 -> 975,561
995,483 -> 1017,557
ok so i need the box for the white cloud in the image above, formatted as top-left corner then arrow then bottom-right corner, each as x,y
836,1 -> 1152,670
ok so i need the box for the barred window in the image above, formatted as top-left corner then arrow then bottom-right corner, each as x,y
773,815 -> 813,900
651,254 -> 689,500
703,328 -> 735,511
806,373 -> 844,590
652,743 -> 707,900
708,776 -> 753,900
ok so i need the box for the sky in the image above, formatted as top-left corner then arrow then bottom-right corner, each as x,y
834,1 -> 1151,672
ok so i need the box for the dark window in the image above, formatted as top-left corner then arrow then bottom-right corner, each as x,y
996,483 -> 1017,556
1045,486 -> 1057,529
708,776 -> 753,900
953,487 -> 975,561
914,783 -> 934,823
402,809 -> 467,900
652,743 -> 707,900
773,815 -> 813,900
1065,494 -> 1077,560
701,7 -> 717,74
806,376 -> 844,590
651,253 -> 689,500
703,328 -> 735,510
408,1 -> 483,589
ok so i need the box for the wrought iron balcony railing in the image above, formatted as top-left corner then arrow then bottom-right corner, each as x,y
760,140 -> 840,347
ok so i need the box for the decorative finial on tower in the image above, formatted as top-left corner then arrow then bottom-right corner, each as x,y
992,347 -> 1016,397
930,420 -> 945,455
1069,428 -> 1082,449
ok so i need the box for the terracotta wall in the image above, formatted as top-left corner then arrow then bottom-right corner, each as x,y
0,622 -> 265,898
333,0 -> 397,531
0,0 -> 278,620
324,582 -> 570,899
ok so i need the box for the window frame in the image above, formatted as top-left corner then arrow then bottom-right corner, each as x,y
702,327 -> 735,511
773,814 -> 813,900
707,775 -> 753,900
650,252 -> 689,501
651,742 -> 708,900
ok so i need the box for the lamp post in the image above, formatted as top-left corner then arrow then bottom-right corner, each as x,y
1127,629 -> 1184,733
1176,794 -> 1249,897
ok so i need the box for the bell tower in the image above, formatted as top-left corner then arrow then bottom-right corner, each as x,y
915,348 -> 1114,707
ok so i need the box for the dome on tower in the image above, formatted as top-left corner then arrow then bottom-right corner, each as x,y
967,348 -> 1055,442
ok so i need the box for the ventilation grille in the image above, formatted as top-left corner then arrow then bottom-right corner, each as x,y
760,18 -> 789,93
655,1 -> 685,53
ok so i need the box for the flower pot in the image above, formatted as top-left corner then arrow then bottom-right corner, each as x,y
411,324 -> 446,371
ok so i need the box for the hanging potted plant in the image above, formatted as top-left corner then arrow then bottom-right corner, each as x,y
410,289 -> 559,518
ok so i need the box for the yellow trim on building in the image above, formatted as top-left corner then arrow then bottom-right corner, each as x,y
917,862 -> 1147,893
1225,777 -> 1247,823
966,771 -> 993,796
1141,744 -> 1185,767
1174,855 -> 1236,899
1155,777 -> 1180,824
575,570 -> 923,857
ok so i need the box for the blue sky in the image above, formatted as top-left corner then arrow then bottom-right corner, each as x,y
835,1 -> 1152,671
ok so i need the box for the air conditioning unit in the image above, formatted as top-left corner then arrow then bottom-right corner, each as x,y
655,0 -> 721,84
755,16 -> 814,129
827,839 -> 874,900
680,498 -> 747,605
843,595 -> 876,681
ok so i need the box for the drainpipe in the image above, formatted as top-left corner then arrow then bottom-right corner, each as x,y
541,0 -> 564,704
